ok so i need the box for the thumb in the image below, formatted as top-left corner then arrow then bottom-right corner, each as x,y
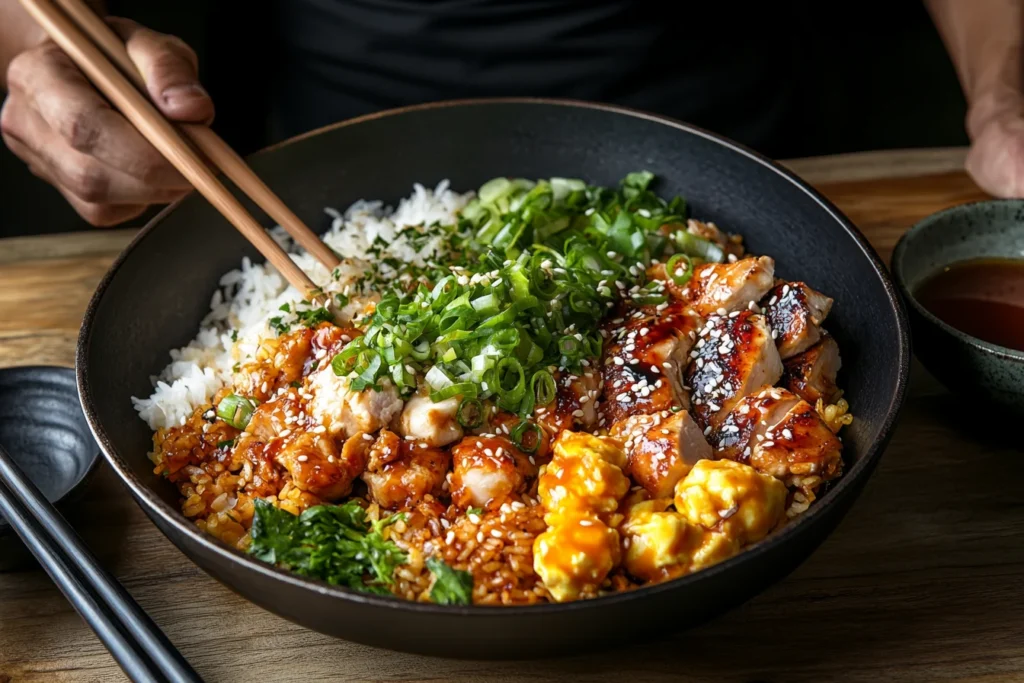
108,18 -> 214,124
965,111 -> 1024,199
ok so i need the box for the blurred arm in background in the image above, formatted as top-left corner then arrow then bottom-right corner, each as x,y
927,0 -> 1024,197
0,0 -> 211,225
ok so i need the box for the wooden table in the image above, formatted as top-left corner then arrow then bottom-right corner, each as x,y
0,148 -> 1013,683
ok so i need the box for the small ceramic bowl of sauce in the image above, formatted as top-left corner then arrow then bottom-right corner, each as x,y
893,199 -> 1024,416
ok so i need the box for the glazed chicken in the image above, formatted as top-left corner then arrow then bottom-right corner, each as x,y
361,429 -> 450,509
308,367 -> 404,438
272,431 -> 368,501
761,281 -> 833,359
686,310 -> 783,430
610,410 -> 710,499
709,387 -> 843,492
687,256 -> 775,317
449,435 -> 536,510
399,391 -> 463,447
599,301 -> 698,426
537,371 -> 602,435
783,333 -> 842,404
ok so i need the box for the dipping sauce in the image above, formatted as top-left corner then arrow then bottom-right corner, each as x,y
915,257 -> 1024,351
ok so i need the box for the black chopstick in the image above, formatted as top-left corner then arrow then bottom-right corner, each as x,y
0,444 -> 202,683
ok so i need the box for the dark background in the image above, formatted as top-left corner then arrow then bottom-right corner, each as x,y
0,0 -> 969,239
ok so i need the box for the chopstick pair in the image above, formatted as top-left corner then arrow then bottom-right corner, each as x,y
0,444 -> 202,683
18,0 -> 338,301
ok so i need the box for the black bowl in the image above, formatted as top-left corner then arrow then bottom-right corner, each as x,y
0,365 -> 100,571
77,99 -> 910,658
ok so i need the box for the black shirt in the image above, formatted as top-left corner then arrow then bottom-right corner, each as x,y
264,1 -> 813,158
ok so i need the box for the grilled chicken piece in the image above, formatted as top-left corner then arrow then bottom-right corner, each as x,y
308,367 -> 403,437
398,391 -> 463,447
761,281 -> 833,359
688,256 -> 775,316
783,333 -> 842,404
245,387 -> 304,441
685,310 -> 783,430
234,327 -> 315,401
273,431 -> 368,501
537,371 -> 602,436
362,429 -> 450,509
709,387 -> 843,492
610,410 -> 711,498
449,435 -> 536,510
598,301 -> 698,426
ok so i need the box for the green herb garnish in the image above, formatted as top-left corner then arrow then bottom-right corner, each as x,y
216,438 -> 236,450
466,507 -> 483,517
426,557 -> 473,605
328,172 -> 721,417
216,393 -> 258,430
249,499 -> 407,594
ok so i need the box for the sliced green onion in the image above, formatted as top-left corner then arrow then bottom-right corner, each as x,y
430,382 -> 478,402
531,370 -> 557,406
666,253 -> 694,285
479,177 -> 512,203
674,231 -> 726,263
216,393 -> 257,430
510,420 -> 543,454
425,366 -> 454,392
456,398 -> 485,428
496,357 -> 526,405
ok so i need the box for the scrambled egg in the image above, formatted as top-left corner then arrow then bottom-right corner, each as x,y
537,432 -> 630,520
533,513 -> 621,602
674,459 -> 787,545
534,432 -> 629,601
619,498 -> 740,581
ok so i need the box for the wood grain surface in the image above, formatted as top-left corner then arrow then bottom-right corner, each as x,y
0,149 -> 1010,683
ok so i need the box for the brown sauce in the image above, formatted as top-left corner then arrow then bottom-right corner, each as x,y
914,257 -> 1024,351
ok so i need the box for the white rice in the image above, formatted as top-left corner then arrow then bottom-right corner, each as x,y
132,180 -> 472,431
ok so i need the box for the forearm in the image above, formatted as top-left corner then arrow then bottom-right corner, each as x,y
925,0 -> 1024,137
0,0 -> 105,89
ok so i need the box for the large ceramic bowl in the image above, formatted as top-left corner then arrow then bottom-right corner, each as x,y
77,98 -> 910,659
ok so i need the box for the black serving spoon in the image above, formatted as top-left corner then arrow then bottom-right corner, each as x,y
0,366 -> 201,683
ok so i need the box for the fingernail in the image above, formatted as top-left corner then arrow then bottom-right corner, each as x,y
161,83 -> 208,108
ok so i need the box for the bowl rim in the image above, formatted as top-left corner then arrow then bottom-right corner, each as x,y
76,96 -> 911,617
0,364 -> 101,534
892,197 -> 1024,362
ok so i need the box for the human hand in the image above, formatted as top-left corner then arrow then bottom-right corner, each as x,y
0,18 -> 213,226
964,88 -> 1024,198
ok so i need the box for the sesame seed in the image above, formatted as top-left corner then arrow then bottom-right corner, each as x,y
362,433 -> 374,441
296,454 -> 308,462
782,428 -> 793,440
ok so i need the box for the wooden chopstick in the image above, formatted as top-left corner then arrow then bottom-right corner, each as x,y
18,0 -> 324,301
0,445 -> 202,683
51,0 -> 340,272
